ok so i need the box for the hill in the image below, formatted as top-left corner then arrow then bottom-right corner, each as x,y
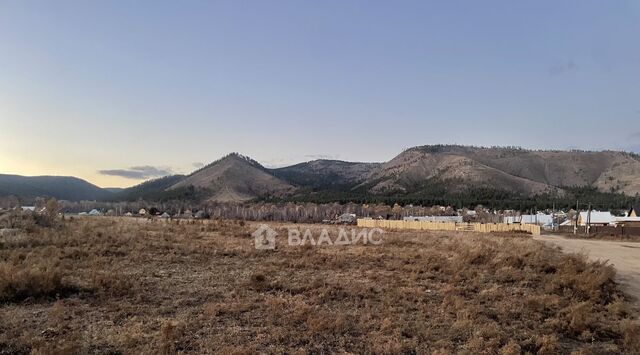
169,153 -> 295,202
360,145 -> 640,196
271,160 -> 379,191
0,174 -> 113,201
111,175 -> 186,202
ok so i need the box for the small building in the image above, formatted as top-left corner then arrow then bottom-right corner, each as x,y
159,212 -> 171,219
628,205 -> 640,217
124,212 -> 133,217
88,209 -> 101,216
504,214 -> 553,227
138,208 -> 147,216
577,211 -> 614,226
337,213 -> 357,224
554,211 -> 567,218
178,209 -> 194,218
613,216 -> 640,227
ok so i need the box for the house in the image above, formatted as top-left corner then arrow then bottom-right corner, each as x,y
178,209 -> 194,218
504,214 -> 553,227
124,212 -> 133,217
628,205 -> 640,217
554,211 -> 567,218
88,209 -> 101,216
159,212 -> 171,218
337,213 -> 357,224
613,216 -> 640,227
577,211 -> 614,226
403,216 -> 463,223
138,208 -> 147,216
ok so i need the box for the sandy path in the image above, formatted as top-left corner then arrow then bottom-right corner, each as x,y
534,235 -> 640,307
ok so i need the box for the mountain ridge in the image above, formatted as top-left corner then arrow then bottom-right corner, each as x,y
0,174 -> 113,201
2,145 -> 640,203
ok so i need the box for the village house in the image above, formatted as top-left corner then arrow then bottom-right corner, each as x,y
613,215 -> 640,227
337,213 -> 357,224
577,211 -> 614,226
503,214 -> 553,227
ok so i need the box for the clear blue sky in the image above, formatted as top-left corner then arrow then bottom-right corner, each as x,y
1,1 -> 639,187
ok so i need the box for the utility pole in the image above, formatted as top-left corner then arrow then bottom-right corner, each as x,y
574,200 -> 579,235
586,203 -> 592,236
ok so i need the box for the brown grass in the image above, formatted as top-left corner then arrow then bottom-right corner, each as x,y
0,261 -> 66,302
0,217 -> 638,354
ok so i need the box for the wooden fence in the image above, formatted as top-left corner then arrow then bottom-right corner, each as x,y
357,219 -> 541,236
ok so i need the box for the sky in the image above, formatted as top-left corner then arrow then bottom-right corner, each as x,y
1,1 -> 639,188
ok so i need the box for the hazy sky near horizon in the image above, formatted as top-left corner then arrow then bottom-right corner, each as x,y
1,1 -> 639,187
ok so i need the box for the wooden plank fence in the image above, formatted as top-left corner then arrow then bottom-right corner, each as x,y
357,219 -> 541,236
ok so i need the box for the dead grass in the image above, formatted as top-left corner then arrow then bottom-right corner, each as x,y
0,258 -> 76,303
0,217 -> 638,354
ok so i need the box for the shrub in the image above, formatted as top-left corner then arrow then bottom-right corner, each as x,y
0,261 -> 68,302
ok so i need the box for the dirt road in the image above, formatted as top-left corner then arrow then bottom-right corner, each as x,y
535,235 -> 640,306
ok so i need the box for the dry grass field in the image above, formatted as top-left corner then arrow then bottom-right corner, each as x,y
1,216 -> 639,354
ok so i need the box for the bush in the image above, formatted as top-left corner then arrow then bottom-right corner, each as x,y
0,260 -> 69,302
